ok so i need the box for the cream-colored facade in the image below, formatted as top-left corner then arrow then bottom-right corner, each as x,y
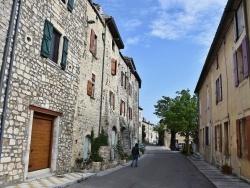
142,118 -> 158,144
195,0 -> 250,182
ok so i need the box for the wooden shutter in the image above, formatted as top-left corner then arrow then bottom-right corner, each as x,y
121,71 -> 124,86
120,100 -> 122,115
41,20 -> 53,57
236,119 -> 241,158
215,126 -> 217,151
246,116 -> 250,161
219,124 -> 222,152
111,59 -> 117,75
242,37 -> 249,79
87,80 -> 92,96
67,0 -> 74,12
233,52 -> 239,87
90,29 -> 95,53
61,37 -> 68,70
219,75 -> 222,101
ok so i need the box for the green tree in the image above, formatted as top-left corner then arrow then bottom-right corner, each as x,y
154,89 -> 198,154
153,123 -> 165,146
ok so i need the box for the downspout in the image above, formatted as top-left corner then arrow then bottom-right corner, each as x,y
0,0 -> 22,156
98,17 -> 113,136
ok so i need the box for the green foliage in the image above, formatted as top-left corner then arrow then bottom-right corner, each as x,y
154,89 -> 198,152
153,123 -> 165,146
116,138 -> 125,160
90,128 -> 108,162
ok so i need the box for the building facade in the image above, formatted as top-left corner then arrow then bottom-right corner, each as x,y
195,0 -> 250,182
0,0 -> 141,186
142,118 -> 158,144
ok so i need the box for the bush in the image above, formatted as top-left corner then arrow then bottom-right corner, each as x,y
90,128 -> 108,162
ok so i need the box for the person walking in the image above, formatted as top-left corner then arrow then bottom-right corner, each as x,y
131,143 -> 140,167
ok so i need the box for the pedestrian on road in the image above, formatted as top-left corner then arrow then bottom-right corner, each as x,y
131,143 -> 140,167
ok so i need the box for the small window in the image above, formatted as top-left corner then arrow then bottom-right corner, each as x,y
215,75 -> 222,104
90,29 -> 97,56
49,29 -> 61,63
234,4 -> 244,41
112,40 -> 115,52
111,59 -> 117,76
60,0 -> 75,12
236,118 -> 248,158
233,37 -> 249,86
121,71 -> 124,86
120,100 -> 125,116
87,73 -> 95,98
109,91 -> 115,110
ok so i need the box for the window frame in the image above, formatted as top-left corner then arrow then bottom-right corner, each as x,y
215,75 -> 222,104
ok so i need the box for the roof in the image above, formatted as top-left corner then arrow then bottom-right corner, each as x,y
122,55 -> 142,88
103,16 -> 125,49
194,0 -> 242,93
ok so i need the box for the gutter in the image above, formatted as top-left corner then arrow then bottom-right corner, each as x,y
0,0 -> 23,156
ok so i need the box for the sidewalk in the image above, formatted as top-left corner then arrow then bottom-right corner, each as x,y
188,152 -> 250,188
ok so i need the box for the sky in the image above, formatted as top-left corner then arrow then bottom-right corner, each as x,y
93,0 -> 228,125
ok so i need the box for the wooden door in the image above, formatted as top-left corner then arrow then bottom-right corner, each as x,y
28,113 -> 54,172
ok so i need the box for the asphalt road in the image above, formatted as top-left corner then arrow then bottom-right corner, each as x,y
68,146 -> 215,188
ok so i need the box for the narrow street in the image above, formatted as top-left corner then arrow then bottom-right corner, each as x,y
68,146 -> 215,188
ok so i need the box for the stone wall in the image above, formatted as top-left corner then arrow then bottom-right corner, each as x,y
0,0 -> 87,186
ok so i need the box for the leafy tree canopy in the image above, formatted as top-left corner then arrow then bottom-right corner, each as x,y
154,89 -> 198,140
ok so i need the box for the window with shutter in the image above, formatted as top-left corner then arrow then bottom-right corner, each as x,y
236,119 -> 241,158
121,71 -> 124,86
90,29 -> 97,55
87,74 -> 95,97
234,3 -> 244,41
233,52 -> 239,86
205,126 -> 209,145
41,20 -> 68,70
67,0 -> 74,12
41,20 -> 53,58
61,37 -> 68,70
87,80 -> 93,96
246,116 -> 250,161
215,75 -> 222,104
111,59 -> 117,76
242,37 -> 249,79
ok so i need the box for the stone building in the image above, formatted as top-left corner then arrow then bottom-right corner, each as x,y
0,0 -> 141,186
142,118 -> 158,144
195,0 -> 250,182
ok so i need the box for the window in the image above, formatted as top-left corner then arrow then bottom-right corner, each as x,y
205,126 -> 209,145
224,122 -> 229,156
234,3 -> 244,41
121,71 -> 125,86
112,40 -> 115,52
215,55 -> 219,70
129,107 -> 132,120
90,29 -> 97,56
87,73 -> 95,98
120,100 -> 125,116
109,91 -> 115,110
233,37 -> 249,86
215,75 -> 222,104
236,117 -> 250,159
111,59 -> 117,76
41,20 -> 68,70
60,0 -> 75,12
215,124 -> 222,152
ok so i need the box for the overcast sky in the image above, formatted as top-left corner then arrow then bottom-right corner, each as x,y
93,0 -> 228,124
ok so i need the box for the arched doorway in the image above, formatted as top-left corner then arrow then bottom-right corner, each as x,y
111,127 -> 117,160
83,135 -> 91,160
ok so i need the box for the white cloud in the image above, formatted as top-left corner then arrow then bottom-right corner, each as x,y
124,19 -> 142,31
150,0 -> 227,45
126,37 -> 140,45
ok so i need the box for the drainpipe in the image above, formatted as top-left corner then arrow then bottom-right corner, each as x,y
98,17 -> 113,136
0,0 -> 23,156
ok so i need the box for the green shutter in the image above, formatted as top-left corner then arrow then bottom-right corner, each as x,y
61,36 -> 68,70
41,20 -> 53,57
67,0 -> 74,12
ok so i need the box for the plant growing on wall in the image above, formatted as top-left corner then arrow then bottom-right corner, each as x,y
90,128 -> 108,162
